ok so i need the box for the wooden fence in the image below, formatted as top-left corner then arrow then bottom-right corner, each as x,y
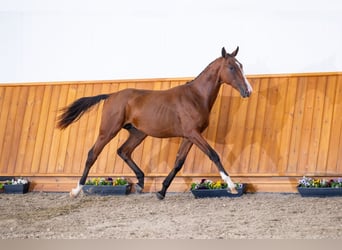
0,72 -> 341,192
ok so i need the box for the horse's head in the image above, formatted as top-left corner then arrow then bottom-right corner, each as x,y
219,47 -> 253,98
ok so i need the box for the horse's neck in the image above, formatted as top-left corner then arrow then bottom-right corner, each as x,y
189,58 -> 223,111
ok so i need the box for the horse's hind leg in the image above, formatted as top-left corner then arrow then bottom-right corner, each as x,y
117,126 -> 147,193
157,139 -> 193,200
70,127 -> 121,198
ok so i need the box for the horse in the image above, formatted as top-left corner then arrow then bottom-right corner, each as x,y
57,47 -> 253,199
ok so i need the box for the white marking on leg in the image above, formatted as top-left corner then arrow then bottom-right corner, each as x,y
70,183 -> 83,198
220,171 -> 238,194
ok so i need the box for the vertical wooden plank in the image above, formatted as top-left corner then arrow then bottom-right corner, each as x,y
240,77 -> 259,175
55,85 -> 78,174
0,87 -> 13,174
243,78 -> 260,174
266,77 -> 289,174
23,86 -> 45,174
8,87 -> 29,174
230,94 -> 250,173
334,75 -> 342,174
258,78 -> 280,174
306,76 -> 327,174
297,76 -> 317,174
277,77 -> 296,174
38,85 -> 60,174
326,75 -> 341,174
0,87 -> 7,157
46,85 -> 69,174
247,78 -> 268,174
31,85 -> 53,174
287,77 -> 307,173
316,76 -> 337,174
0,87 -> 20,175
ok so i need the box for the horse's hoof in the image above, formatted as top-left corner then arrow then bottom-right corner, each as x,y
135,184 -> 143,194
69,191 -> 77,198
156,191 -> 165,200
69,188 -> 81,198
229,187 -> 238,194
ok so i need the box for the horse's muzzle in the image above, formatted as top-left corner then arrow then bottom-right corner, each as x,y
240,88 -> 252,98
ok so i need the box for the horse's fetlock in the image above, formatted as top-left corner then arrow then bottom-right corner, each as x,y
156,191 -> 165,200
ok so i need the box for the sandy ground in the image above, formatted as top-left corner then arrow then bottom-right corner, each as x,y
0,191 -> 341,239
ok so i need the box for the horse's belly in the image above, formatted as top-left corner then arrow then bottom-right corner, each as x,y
135,121 -> 182,138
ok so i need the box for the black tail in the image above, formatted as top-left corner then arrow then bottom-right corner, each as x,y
57,94 -> 109,129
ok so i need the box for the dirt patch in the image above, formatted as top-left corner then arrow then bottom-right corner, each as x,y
0,191 -> 341,239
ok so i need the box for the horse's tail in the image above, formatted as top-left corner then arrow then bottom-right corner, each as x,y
57,94 -> 110,129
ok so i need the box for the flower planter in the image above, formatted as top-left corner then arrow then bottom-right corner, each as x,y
83,184 -> 132,196
297,186 -> 342,197
4,183 -> 30,194
191,183 -> 247,198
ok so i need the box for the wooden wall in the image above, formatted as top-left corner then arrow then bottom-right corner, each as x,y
0,72 -> 341,193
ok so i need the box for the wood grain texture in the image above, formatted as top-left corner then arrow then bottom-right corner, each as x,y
0,72 -> 341,192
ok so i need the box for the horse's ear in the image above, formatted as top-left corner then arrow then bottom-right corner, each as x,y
231,46 -> 239,57
221,47 -> 227,58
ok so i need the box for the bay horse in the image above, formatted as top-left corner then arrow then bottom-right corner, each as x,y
57,47 -> 253,199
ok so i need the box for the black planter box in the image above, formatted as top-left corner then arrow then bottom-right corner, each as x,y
297,186 -> 342,197
83,184 -> 132,196
191,184 -> 247,198
4,183 -> 30,194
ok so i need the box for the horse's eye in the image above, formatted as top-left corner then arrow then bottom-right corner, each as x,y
229,66 -> 234,71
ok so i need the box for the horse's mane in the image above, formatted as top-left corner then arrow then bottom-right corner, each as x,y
185,57 -> 222,85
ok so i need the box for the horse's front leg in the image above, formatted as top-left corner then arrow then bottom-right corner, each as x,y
189,131 -> 238,194
157,139 -> 193,200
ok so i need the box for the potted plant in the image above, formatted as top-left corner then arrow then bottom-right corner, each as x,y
83,177 -> 132,196
4,178 -> 30,194
190,179 -> 247,198
297,176 -> 342,197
